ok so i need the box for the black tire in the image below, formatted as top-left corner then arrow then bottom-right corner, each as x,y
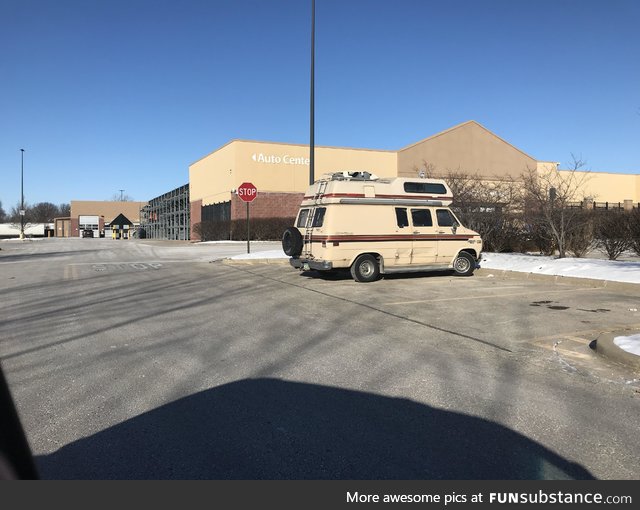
282,227 -> 303,257
350,254 -> 380,283
452,251 -> 475,276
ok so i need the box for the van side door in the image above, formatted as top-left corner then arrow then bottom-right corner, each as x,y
392,207 -> 413,266
435,208 -> 461,264
409,208 -> 438,265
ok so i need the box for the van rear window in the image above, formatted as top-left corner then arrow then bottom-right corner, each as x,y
296,209 -> 310,227
312,208 -> 326,227
404,182 -> 447,195
296,208 -> 325,228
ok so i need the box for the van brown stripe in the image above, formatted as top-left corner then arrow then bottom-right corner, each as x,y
303,193 -> 451,201
307,235 -> 473,243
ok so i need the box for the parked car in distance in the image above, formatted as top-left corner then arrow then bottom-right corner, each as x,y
82,229 -> 94,238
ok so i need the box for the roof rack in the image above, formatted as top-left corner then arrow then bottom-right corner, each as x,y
321,171 -> 379,182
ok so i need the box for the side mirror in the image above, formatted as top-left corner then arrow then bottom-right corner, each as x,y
452,224 -> 458,234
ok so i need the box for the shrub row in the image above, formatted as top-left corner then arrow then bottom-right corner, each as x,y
458,208 -> 640,259
194,217 -> 296,242
195,209 -> 640,260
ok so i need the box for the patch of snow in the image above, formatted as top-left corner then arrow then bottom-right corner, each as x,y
230,249 -> 287,260
481,252 -> 640,284
199,240 -> 275,245
613,334 -> 640,357
223,248 -> 640,286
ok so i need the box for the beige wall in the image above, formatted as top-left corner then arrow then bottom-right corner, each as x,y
398,121 -> 537,179
70,201 -> 147,224
189,141 -> 236,205
189,122 -> 639,210
571,171 -> 640,203
189,140 -> 396,206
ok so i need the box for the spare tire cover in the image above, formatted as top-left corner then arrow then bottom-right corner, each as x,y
282,227 -> 303,257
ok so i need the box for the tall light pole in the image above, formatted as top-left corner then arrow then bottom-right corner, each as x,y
20,149 -> 25,239
309,0 -> 315,185
119,189 -> 125,201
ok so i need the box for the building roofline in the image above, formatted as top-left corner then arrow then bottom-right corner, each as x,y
190,139 -> 396,167
558,168 -> 640,176
398,120 -> 537,161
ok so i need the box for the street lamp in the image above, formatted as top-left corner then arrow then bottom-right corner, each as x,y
309,0 -> 315,185
20,149 -> 25,239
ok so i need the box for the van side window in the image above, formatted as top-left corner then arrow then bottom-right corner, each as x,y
411,209 -> 433,227
436,209 -> 459,227
296,209 -> 310,227
404,182 -> 448,194
312,208 -> 326,227
395,208 -> 409,228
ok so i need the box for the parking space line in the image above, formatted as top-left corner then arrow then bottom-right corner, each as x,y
63,265 -> 79,280
227,264 -> 513,353
384,287 -> 598,305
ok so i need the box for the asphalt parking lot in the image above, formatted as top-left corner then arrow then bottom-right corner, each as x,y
1,238 -> 639,479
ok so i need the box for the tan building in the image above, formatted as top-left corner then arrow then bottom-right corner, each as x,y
56,200 -> 147,237
189,141 -> 396,239
398,120 -> 538,179
189,121 -> 639,239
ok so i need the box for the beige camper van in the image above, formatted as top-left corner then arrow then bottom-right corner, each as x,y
282,172 -> 483,282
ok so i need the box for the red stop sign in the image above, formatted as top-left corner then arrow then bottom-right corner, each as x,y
237,182 -> 258,203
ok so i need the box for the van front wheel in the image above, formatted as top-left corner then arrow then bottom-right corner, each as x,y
351,254 -> 380,283
453,252 -> 475,276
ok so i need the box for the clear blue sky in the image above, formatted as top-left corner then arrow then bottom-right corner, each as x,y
1,0 -> 639,208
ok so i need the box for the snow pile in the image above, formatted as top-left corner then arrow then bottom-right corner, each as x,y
481,253 -> 640,284
231,249 -> 287,260
613,334 -> 640,357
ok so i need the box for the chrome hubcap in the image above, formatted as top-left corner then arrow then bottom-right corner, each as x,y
455,257 -> 470,272
360,261 -> 374,277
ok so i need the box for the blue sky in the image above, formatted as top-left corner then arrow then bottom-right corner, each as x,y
1,0 -> 639,208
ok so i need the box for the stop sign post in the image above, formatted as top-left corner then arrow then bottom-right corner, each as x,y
237,182 -> 257,253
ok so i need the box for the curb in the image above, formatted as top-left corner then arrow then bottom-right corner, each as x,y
222,258 -> 290,266
476,268 -> 640,292
594,330 -> 640,373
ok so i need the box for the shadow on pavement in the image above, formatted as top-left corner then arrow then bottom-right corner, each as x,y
37,378 -> 594,480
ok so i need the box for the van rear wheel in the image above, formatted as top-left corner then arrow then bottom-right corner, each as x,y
350,254 -> 380,283
453,252 -> 475,276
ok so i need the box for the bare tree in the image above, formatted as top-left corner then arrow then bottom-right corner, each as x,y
30,202 -> 59,222
423,167 -> 526,252
111,192 -> 134,202
8,202 -> 31,223
58,203 -> 71,217
0,201 -> 6,222
522,155 -> 593,258
565,209 -> 596,257
630,209 -> 640,257
595,211 -> 633,260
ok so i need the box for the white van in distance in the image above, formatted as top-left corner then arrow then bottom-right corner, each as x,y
282,172 -> 483,282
